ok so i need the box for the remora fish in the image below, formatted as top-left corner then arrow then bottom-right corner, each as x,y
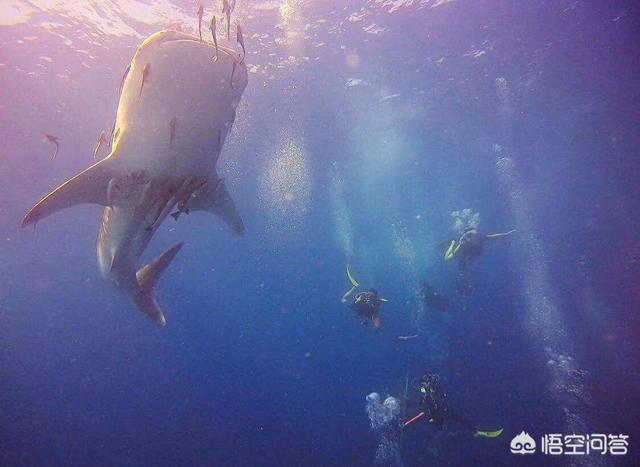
210,16 -> 219,61
22,30 -> 249,326
44,133 -> 60,159
93,130 -> 109,160
197,5 -> 204,41
236,23 -> 246,63
222,0 -> 232,39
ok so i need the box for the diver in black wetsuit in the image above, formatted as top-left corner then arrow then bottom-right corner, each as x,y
341,266 -> 388,328
444,228 -> 515,267
404,373 -> 503,438
351,289 -> 384,328
443,227 -> 515,296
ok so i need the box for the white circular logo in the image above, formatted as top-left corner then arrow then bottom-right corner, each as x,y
511,431 -> 536,454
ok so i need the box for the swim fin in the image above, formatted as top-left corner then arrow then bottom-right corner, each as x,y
473,428 -> 504,438
341,286 -> 356,303
346,265 -> 359,287
341,265 -> 360,303
444,240 -> 457,261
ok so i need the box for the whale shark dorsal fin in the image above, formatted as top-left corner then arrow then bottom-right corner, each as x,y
189,176 -> 245,235
21,157 -> 114,228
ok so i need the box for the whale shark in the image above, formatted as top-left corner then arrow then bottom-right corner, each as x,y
22,30 -> 248,325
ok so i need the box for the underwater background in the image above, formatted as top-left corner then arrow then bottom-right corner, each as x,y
1,0 -> 639,465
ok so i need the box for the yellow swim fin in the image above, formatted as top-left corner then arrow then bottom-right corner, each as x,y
473,428 -> 503,438
444,240 -> 457,261
346,265 -> 359,287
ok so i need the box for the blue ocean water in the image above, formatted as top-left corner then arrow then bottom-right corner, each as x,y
1,1 -> 639,465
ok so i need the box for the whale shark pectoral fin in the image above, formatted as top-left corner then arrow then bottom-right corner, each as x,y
189,176 -> 245,235
21,157 -> 114,228
134,243 -> 183,326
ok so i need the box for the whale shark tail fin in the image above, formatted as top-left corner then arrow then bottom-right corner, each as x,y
21,157 -> 114,228
134,243 -> 183,326
189,175 -> 245,235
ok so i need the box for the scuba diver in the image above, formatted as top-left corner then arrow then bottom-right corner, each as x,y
341,265 -> 388,328
404,373 -> 503,439
444,227 -> 516,267
420,282 -> 448,312
443,226 -> 515,298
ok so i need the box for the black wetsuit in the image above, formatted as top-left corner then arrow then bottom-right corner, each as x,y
456,229 -> 485,267
350,289 -> 381,323
419,375 -> 476,433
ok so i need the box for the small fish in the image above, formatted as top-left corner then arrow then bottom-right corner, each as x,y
93,130 -> 109,160
236,23 -> 245,63
169,117 -> 177,149
197,5 -> 204,41
230,61 -> 237,89
147,200 -> 167,232
44,133 -> 59,159
171,179 -> 206,220
222,0 -> 231,39
210,16 -> 219,61
397,335 -> 419,341
139,63 -> 150,98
